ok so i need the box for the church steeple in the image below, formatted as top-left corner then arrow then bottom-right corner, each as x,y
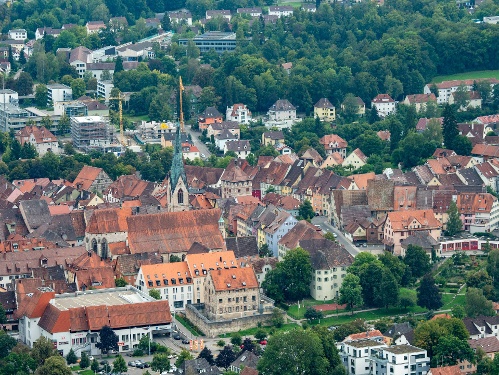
170,125 -> 187,193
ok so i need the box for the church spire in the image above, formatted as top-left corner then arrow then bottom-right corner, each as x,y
169,125 -> 187,192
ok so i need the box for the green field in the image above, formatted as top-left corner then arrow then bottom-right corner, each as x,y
71,366 -> 93,375
287,299 -> 340,320
219,323 -> 300,338
431,70 -> 499,83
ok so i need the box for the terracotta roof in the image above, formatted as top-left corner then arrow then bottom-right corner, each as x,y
472,144 -> 499,157
221,159 -> 253,183
86,207 -> 132,234
16,289 -> 55,319
240,367 -> 259,375
38,303 -> 71,333
278,220 -> 322,249
350,172 -> 375,190
475,114 -> 499,125
476,162 -> 499,178
429,366 -> 463,375
185,250 -> 237,277
190,194 -> 214,209
69,209 -> 87,237
386,209 -> 441,231
320,134 -> 348,150
209,267 -> 258,292
433,79 -> 499,90
127,209 -> 225,254
372,94 -> 395,103
72,166 -> 106,191
405,93 -> 437,104
457,193 -> 496,214
140,262 -> 192,289
106,175 -> 154,200
377,130 -> 390,141
344,330 -> 386,342
185,165 -> 224,189
17,126 -> 57,145
76,267 -> 116,290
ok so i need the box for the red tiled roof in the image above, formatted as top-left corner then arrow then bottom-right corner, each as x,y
86,207 -> 132,234
209,267 -> 258,291
72,166 -> 104,191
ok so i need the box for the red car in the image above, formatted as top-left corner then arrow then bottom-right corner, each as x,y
259,340 -> 267,345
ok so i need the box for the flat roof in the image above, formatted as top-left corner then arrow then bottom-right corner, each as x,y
72,116 -> 106,123
383,345 -> 425,354
53,288 -> 152,311
0,89 -> 17,94
346,340 -> 386,348
195,32 -> 236,40
25,107 -> 50,116
47,83 -> 71,89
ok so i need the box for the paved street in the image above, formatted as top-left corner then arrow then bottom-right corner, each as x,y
311,216 -> 360,256
185,125 -> 211,159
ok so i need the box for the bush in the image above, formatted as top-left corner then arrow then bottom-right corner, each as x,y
230,333 -> 242,346
133,349 -> 144,356
216,340 -> 225,347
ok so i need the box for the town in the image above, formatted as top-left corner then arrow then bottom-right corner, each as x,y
1,0 -> 499,375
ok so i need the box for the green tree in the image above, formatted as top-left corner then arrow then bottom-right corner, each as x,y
79,352 -> 90,369
91,358 -> 99,373
417,274 -> 442,310
0,331 -> 17,359
404,245 -> 431,278
414,317 -> 469,358
453,84 -> 471,110
113,355 -> 127,374
198,347 -> 215,365
71,78 -> 86,99
15,72 -> 33,95
398,289 -> 416,310
115,278 -> 128,287
465,287 -> 495,318
452,135 -> 473,156
271,308 -> 284,328
230,333 -> 242,346
433,336 -> 475,367
35,84 -> 48,107
115,56 -> 124,73
311,326 -> 345,374
258,329 -> 330,375
377,270 -> 399,309
21,142 -> 37,159
175,349 -> 194,368
152,353 -> 170,373
149,289 -> 161,300
65,348 -> 77,365
339,274 -> 363,314
298,199 -> 315,220
442,104 -> 459,149
466,270 -> 492,289
378,252 -> 407,285
57,114 -> 71,135
452,305 -> 466,319
216,346 -> 236,370
446,201 -> 462,236
96,326 -> 119,353
31,336 -> 57,365
254,329 -> 267,342
304,307 -> 324,322
259,244 -> 273,257
35,355 -> 71,375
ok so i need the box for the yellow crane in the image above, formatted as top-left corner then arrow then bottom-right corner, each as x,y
179,77 -> 185,132
109,91 -> 126,147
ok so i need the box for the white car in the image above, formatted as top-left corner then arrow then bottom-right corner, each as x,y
200,153 -> 206,159
88,356 -> 94,361
168,365 -> 177,373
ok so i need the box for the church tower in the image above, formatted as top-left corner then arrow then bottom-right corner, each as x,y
167,126 -> 189,212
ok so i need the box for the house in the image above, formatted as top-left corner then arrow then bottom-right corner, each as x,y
300,238 -> 354,300
168,11 -> 193,26
268,6 -> 294,17
8,29 -> 27,41
17,286 -> 171,356
403,93 -> 437,112
267,99 -> 297,123
105,174 -> 154,203
475,162 -> 499,192
35,27 -> 62,40
343,148 -> 368,170
456,193 -> 499,233
449,91 -> 482,111
198,106 -> 223,130
302,4 -> 317,12
343,96 -> 366,116
72,165 -> 113,193
262,131 -> 284,146
372,345 -> 430,375
262,210 -> 298,257
400,231 -> 441,258
230,351 -> 259,373
113,252 -> 162,285
220,159 -> 256,199
383,322 -> 414,345
320,134 -> 348,158
377,130 -> 391,141
474,114 -> 499,130
47,84 -> 72,104
204,267 -> 260,320
86,21 -> 105,34
136,262 -> 194,312
472,144 -> 499,161
97,80 -> 114,101
206,10 -> 232,21
314,98 -> 336,121
174,358 -> 221,375
416,117 -> 443,132
207,121 -> 240,138
226,103 -> 252,124
225,140 -> 251,159
339,340 -> 387,375
372,94 -> 396,117
463,316 -> 499,339
383,209 -> 442,255
237,7 -> 263,17
462,337 -> 499,373
86,62 -> 115,80
423,79 -> 499,105
16,125 -> 60,156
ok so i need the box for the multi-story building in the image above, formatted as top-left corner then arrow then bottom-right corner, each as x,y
178,32 -> 237,54
372,345 -> 430,375
71,116 -> 116,152
16,125 -> 60,155
372,94 -> 396,117
226,104 -> 252,124
220,160 -> 253,199
314,98 -> 336,122
53,101 -> 88,117
0,89 -> 19,104
136,262 -> 194,312
320,134 -> 348,158
237,7 -> 262,17
262,211 -> 298,257
423,79 -> 499,105
267,99 -> 296,122
206,10 -> 232,20
339,340 -> 387,375
268,6 -> 294,17
47,84 -> 72,105
456,193 -> 499,233
204,267 -> 260,320
97,80 -> 114,101
8,29 -> 27,40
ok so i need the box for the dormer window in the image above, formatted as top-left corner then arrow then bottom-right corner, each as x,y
148,281 -> 153,287
156,280 -> 161,286
163,279 -> 168,285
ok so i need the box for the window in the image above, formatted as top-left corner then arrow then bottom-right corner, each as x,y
177,189 -> 184,204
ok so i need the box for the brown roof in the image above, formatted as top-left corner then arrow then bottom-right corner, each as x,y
372,94 -> 395,103
16,126 -> 57,145
468,337 -> 499,353
16,289 -> 55,319
472,144 -> 499,158
140,262 -> 192,289
429,366 -> 463,375
209,267 -> 258,292
320,134 -> 348,150
75,267 -> 116,290
387,209 -> 441,231
72,166 -> 105,191
278,220 -> 322,249
127,209 -> 225,254
86,207 -> 132,234
240,367 -> 259,375
106,175 -> 154,200
367,179 -> 394,211
405,93 -> 437,104
457,193 -> 496,214
114,252 -> 163,277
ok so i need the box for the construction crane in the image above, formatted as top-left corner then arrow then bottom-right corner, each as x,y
179,77 -> 185,132
109,91 -> 126,147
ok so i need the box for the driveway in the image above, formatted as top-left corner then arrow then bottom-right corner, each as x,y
185,125 -> 211,158
311,216 -> 360,257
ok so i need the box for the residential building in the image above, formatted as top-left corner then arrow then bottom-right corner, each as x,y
230,351 -> 259,373
237,7 -> 263,17
198,106 -> 223,130
456,193 -> 499,233
339,340 -> 387,375
226,103 -> 252,124
182,143 -> 200,160
204,267 -> 260,320
8,29 -> 27,40
372,94 -> 396,117
86,62 -> 115,80
383,209 -> 442,255
207,121 -> 240,138
104,174 -> 154,203
73,165 -> 113,194
267,99 -> 296,122
423,79 -> 499,105
342,96 -> 366,116
168,11 -> 193,26
449,91 -> 482,111
372,345 -> 430,375
220,159 -> 255,199
314,98 -> 336,121
136,262 -> 194,312
268,6 -> 294,17
463,316 -> 499,339
86,21 -> 105,34
0,104 -> 44,132
97,80 -> 114,101
69,46 -> 92,78
301,238 -> 354,300
206,10 -> 232,20
173,358 -> 221,375
47,84 -> 72,104
70,116 -> 117,153
403,94 -> 437,112
116,41 -> 155,61
225,140 -> 251,159
53,101 -> 88,117
0,89 -> 18,104
343,148 -> 368,170
178,32 -> 237,54
262,210 -> 298,257
463,337 -> 499,373
484,16 -> 499,24
35,27 -> 61,40
262,131 -> 285,146
320,134 -> 348,158
17,286 -> 172,356
16,125 -> 60,156
215,129 -> 238,151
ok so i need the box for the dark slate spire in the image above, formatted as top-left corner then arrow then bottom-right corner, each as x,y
170,125 -> 187,192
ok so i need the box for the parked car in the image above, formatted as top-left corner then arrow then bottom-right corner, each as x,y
173,334 -> 181,340
168,365 -> 177,373
200,153 -> 206,158
259,340 -> 267,345
136,361 -> 146,369
100,360 -> 109,365
182,339 -> 190,344
128,361 -> 137,367
89,356 -> 95,361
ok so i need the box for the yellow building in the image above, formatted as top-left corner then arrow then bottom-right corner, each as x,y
314,98 -> 336,121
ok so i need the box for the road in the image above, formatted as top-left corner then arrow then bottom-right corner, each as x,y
185,125 -> 211,159
311,216 -> 360,257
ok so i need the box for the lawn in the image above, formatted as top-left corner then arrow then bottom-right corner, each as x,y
71,366 -> 93,375
175,314 -> 205,337
218,323 -> 300,338
127,114 -> 150,122
442,293 -> 466,309
287,298 -> 338,320
431,70 -> 499,83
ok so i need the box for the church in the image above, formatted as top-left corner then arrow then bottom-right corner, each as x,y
167,125 -> 190,212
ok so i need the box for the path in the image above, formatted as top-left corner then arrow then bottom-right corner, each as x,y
311,216 -> 360,256
185,125 -> 211,158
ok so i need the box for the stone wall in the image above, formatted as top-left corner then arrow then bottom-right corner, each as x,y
185,303 -> 282,338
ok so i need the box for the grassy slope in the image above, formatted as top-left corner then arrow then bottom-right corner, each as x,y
431,70 -> 499,83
